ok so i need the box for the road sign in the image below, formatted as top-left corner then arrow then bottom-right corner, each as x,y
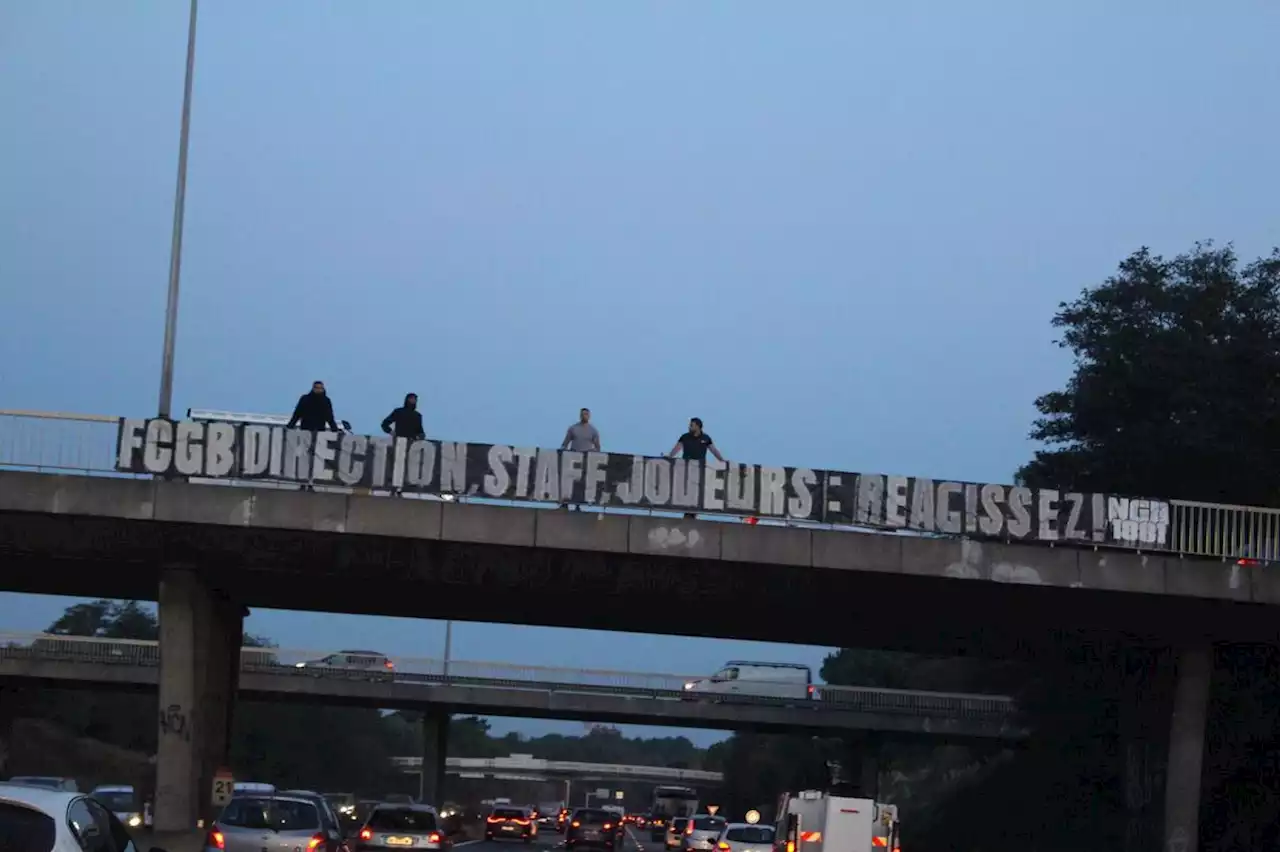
211,768 -> 234,807
595,788 -> 610,800
745,810 -> 760,825
707,805 -> 720,816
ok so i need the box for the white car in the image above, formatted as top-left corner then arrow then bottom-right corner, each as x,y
715,823 -> 775,852
90,785 -> 146,829
682,661 -> 815,701
0,783 -> 164,852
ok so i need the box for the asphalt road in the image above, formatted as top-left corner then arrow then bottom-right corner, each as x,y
460,826 -> 654,852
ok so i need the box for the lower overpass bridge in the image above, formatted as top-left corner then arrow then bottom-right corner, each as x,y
0,633 -> 1022,740
397,756 -> 723,785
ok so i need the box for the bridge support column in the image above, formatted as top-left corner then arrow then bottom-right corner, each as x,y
154,567 -> 244,834
420,711 -> 449,806
1163,644 -> 1212,852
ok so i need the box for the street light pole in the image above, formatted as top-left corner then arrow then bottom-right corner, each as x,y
442,620 -> 453,680
157,0 -> 199,419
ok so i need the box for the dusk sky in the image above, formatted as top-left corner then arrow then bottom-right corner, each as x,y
2,2 -> 1277,746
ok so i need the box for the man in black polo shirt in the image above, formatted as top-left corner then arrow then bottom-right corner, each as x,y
668,417 -> 725,518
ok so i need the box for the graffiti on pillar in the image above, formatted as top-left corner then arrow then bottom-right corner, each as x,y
1166,826 -> 1189,852
159,704 -> 190,741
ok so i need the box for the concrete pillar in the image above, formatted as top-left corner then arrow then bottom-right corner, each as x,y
1163,644 -> 1212,852
0,685 -> 25,779
419,712 -> 450,806
154,567 -> 244,834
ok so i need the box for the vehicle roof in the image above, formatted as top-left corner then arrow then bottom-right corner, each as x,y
90,786 -> 134,793
723,660 -> 811,669
228,794 -> 316,806
338,649 -> 385,655
280,790 -> 321,796
0,784 -> 80,812
375,803 -> 438,812
724,823 -> 773,830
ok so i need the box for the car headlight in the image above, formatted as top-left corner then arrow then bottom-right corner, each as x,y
128,815 -> 142,827
294,662 -> 306,668
683,682 -> 695,690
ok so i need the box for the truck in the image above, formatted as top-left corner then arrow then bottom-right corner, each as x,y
775,790 -> 900,852
649,785 -> 699,841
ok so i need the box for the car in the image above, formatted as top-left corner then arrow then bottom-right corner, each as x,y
565,808 -> 623,850
6,777 -> 79,793
0,783 -> 159,852
683,815 -> 728,852
486,805 -> 536,842
89,785 -> 145,829
715,823 -> 775,852
295,650 -> 395,675
665,817 -> 691,850
682,661 -> 815,701
278,789 -> 347,842
208,793 -> 341,852
356,803 -> 450,851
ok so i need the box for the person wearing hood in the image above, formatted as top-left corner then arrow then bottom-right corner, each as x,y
381,393 -> 425,441
287,380 -> 339,432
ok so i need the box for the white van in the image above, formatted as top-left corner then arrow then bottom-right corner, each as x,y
682,661 -> 814,700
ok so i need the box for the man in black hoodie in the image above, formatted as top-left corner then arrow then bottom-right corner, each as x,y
287,381 -> 340,432
381,393 -> 425,441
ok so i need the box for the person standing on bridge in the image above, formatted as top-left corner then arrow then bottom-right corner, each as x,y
668,417 -> 724,518
287,380 -> 339,432
559,407 -> 601,509
382,393 -> 426,442
287,381 -> 340,491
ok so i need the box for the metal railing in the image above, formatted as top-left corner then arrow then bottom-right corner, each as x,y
390,756 -> 723,783
5,409 -> 1277,562
0,632 -> 1016,720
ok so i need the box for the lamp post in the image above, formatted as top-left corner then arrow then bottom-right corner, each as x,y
157,0 -> 199,418
442,620 -> 453,680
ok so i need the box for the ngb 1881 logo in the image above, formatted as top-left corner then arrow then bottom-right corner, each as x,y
1107,497 -> 1170,546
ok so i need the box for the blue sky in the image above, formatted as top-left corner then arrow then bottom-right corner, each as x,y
2,2 -> 1277,746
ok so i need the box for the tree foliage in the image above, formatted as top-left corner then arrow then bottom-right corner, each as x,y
1017,243 -> 1280,505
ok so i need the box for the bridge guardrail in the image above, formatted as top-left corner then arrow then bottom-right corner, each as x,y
2,410 -> 1276,561
389,756 -> 723,783
0,632 -> 1015,720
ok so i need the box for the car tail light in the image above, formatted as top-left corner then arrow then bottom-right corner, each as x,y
385,659 -> 395,669
488,816 -> 502,824
429,832 -> 443,843
572,821 -> 581,828
604,824 -> 613,830
807,684 -> 814,696
208,828 -> 226,850
686,823 -> 694,835
719,843 -> 731,850
360,828 -> 373,841
515,818 -> 531,826
307,833 -> 325,850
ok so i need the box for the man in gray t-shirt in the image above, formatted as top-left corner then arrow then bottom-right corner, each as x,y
560,408 -> 600,509
561,407 -> 601,452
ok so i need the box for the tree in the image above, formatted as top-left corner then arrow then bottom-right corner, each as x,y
1016,242 -> 1280,505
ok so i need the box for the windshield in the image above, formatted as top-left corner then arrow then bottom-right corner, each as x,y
574,810 -> 614,824
672,819 -> 690,831
8,778 -> 62,789
93,792 -> 135,812
727,827 -> 775,843
492,808 -> 528,820
369,809 -> 438,832
220,798 -> 320,832
694,818 -> 726,831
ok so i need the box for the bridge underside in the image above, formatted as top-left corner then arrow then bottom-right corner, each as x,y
0,507 -> 1272,659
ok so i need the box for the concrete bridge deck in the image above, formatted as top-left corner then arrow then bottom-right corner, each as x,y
0,470 -> 1275,655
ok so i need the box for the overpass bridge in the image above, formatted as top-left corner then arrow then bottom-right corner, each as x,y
1,410 -> 1274,843
0,633 -> 1019,738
